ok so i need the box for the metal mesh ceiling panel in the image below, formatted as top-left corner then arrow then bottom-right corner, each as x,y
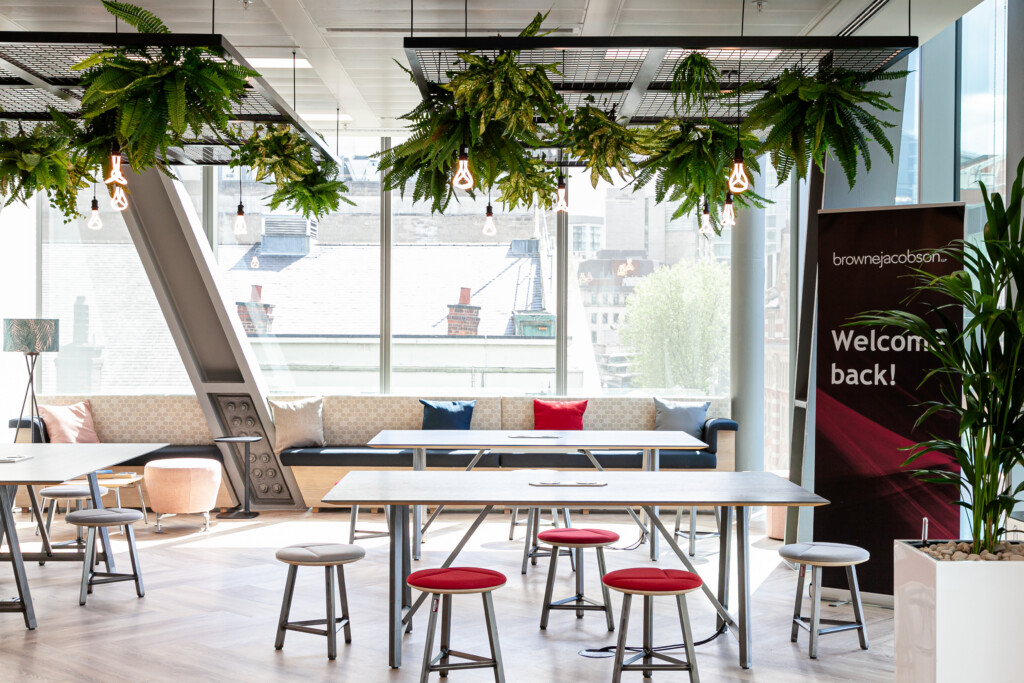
0,32 -> 328,165
405,35 -> 917,125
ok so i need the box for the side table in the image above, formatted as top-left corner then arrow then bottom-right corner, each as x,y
215,436 -> 262,519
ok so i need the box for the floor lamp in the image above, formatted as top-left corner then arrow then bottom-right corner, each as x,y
3,319 -> 59,443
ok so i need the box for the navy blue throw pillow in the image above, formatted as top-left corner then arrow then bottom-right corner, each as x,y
420,400 -> 475,430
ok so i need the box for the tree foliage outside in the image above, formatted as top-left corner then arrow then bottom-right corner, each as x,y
619,259 -> 730,394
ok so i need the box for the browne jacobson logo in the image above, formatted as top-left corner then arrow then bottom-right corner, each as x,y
832,249 -> 948,269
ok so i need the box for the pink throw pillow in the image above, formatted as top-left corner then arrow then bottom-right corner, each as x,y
38,401 -> 99,443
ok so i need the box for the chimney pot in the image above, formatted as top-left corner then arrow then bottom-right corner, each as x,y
250,285 -> 262,302
459,287 -> 472,305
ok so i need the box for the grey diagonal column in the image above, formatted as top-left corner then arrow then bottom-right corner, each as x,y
119,166 -> 304,510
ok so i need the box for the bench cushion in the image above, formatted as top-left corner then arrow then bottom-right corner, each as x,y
279,447 -> 500,468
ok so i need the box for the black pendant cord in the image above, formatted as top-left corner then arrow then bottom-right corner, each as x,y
736,0 -> 745,148
465,0 -> 468,38
410,0 -> 414,37
212,0 -> 215,35
238,170 -> 243,205
908,0 -> 912,37
336,107 -> 340,155
292,50 -> 297,110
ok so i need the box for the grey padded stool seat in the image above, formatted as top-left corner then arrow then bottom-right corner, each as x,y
38,484 -> 110,554
779,542 -> 870,659
275,542 -> 365,660
65,507 -> 145,606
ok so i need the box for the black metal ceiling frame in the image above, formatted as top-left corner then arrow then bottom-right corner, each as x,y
404,34 -> 918,126
0,31 -> 341,166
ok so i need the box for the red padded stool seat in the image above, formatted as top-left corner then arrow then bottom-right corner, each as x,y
407,567 -> 506,594
537,527 -> 619,546
604,568 -> 703,681
407,567 -> 507,682
603,568 -> 703,595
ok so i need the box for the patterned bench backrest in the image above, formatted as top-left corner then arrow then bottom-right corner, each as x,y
500,396 -> 730,431
36,395 -> 212,445
36,394 -> 729,445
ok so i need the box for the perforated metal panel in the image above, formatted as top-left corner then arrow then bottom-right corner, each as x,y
0,31 -> 333,166
213,394 -> 294,505
405,35 -> 917,126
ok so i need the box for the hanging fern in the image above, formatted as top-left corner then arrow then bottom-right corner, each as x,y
558,100 -> 665,188
444,12 -> 566,139
377,65 -> 558,213
267,158 -> 355,220
71,1 -> 257,173
0,122 -> 92,221
671,52 -> 721,117
744,66 -> 909,188
634,119 -> 768,232
230,124 -> 354,218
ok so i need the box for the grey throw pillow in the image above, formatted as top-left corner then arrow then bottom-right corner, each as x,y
269,397 -> 325,454
653,398 -> 710,440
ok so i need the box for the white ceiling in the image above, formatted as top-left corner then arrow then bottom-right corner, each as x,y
0,0 -> 983,132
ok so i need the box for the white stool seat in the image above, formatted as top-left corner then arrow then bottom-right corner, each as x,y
779,542 -> 869,567
40,484 -> 109,499
276,543 -> 366,566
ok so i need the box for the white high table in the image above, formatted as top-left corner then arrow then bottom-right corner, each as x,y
367,429 -> 709,560
0,443 -> 168,629
322,469 -> 827,671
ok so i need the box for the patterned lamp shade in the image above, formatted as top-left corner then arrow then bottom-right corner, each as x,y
3,318 -> 59,353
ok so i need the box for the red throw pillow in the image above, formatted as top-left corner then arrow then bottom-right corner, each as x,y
533,399 -> 588,430
38,401 -> 99,443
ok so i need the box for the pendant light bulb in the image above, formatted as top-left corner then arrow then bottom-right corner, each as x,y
250,254 -> 260,269
722,192 -> 736,228
87,196 -> 102,231
728,145 -> 750,194
482,203 -> 497,237
105,148 -> 129,211
452,145 -> 474,190
233,203 -> 247,236
554,175 -> 569,214
700,200 -> 714,237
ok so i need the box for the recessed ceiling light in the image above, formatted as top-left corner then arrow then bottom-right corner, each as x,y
246,57 -> 313,69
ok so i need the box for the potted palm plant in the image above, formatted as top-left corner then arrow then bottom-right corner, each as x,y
850,158 -> 1024,681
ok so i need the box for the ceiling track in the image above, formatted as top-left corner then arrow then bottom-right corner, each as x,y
0,31 -> 340,166
404,34 -> 918,125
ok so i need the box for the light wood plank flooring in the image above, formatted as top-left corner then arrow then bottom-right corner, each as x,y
0,508 -> 894,682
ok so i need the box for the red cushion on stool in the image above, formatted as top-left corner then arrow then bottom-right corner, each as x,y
602,568 -> 703,594
537,528 -> 620,545
407,567 -> 507,592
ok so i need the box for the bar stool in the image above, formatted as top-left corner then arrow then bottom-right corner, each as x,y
275,542 -> 365,660
779,541 -> 869,659
407,567 -> 506,683
602,568 -> 702,682
39,484 -> 109,547
65,507 -> 145,606
537,527 -> 618,631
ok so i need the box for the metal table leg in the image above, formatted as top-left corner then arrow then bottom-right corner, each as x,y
87,471 -> 115,573
419,449 -> 488,536
0,485 -> 36,629
412,448 -> 425,561
736,506 -> 752,668
644,448 -> 660,560
642,505 -> 735,630
388,503 -> 409,668
717,506 -> 734,631
25,486 -> 53,560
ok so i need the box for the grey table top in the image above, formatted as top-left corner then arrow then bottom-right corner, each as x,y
323,470 -> 827,508
367,429 -> 708,451
0,443 -> 169,485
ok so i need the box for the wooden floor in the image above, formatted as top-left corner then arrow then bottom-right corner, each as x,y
0,508 -> 894,682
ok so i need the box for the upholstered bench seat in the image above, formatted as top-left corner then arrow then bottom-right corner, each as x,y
280,447 -> 501,468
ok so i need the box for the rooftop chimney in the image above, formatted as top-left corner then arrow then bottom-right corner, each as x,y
447,287 -> 481,336
237,284 -> 274,335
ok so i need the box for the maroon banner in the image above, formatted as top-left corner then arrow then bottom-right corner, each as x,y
815,203 -> 963,595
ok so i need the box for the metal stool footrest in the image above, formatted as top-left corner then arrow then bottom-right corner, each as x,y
426,648 -> 498,673
794,615 -> 865,635
621,648 -> 694,671
281,616 -> 350,637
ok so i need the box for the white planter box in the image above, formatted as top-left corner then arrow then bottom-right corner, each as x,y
894,540 -> 1024,682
